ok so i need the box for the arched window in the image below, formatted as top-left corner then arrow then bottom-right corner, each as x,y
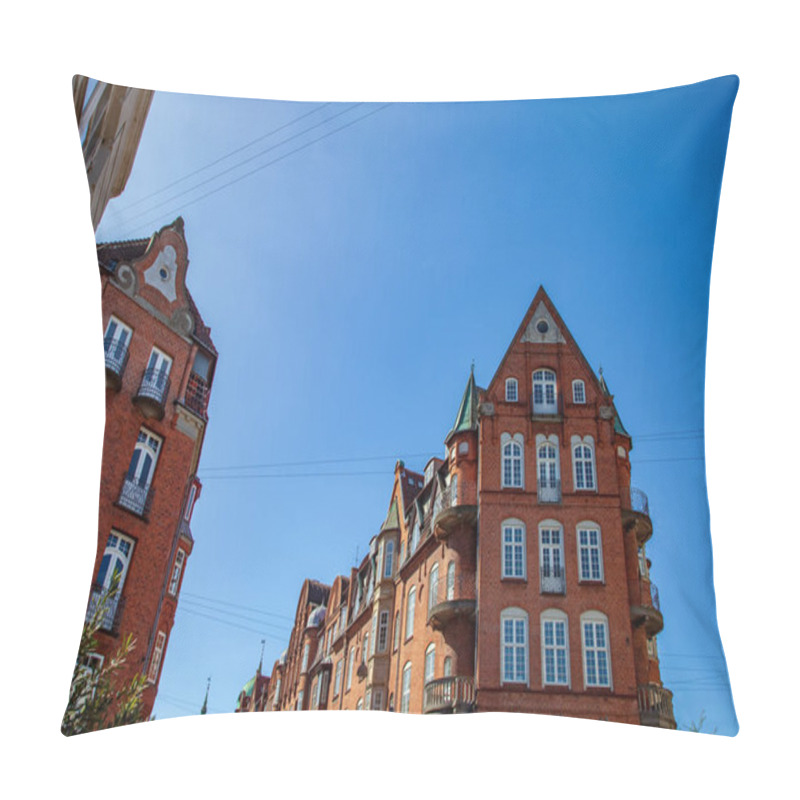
429,563 -> 440,609
532,369 -> 557,414
505,377 -> 519,402
384,539 -> 394,578
502,519 -> 526,579
424,643 -> 436,686
572,379 -> 586,404
446,561 -> 456,600
120,429 -> 162,514
537,437 -> 560,502
96,531 -> 134,593
571,435 -> 596,491
577,522 -> 604,582
405,587 -> 416,639
581,611 -> 612,688
541,609 -> 570,686
500,607 -> 529,685
501,433 -> 524,488
401,662 -> 412,713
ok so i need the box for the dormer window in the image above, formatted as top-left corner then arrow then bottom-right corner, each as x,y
505,378 -> 518,402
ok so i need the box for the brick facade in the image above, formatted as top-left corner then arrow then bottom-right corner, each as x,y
85,218 -> 217,720
244,287 -> 673,728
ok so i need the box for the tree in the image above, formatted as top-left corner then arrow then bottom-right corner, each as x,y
683,710 -> 718,735
61,579 -> 147,736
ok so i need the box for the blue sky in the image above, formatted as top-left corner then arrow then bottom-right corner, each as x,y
94,76 -> 738,733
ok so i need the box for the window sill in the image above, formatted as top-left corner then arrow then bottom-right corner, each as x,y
578,579 -> 605,587
500,576 -> 527,583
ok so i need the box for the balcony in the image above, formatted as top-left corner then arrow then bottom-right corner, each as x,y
434,483 -> 477,540
637,683 -> 676,729
423,676 -> 476,714
104,337 -> 129,391
540,565 -> 566,595
631,581 -> 663,635
428,574 -> 476,630
184,372 -> 210,419
133,367 -> 171,420
117,473 -> 155,518
85,583 -> 125,635
531,392 -> 563,421
537,477 -> 561,504
621,486 -> 653,544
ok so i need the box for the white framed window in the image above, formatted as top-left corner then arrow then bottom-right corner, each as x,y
301,643 -> 310,673
297,690 -> 304,710
362,632 -> 370,663
126,429 -> 161,485
144,346 -> 173,388
424,643 -> 436,686
346,646 -> 355,691
532,369 -> 557,414
505,377 -> 519,402
539,523 -> 565,591
502,519 -> 526,579
364,688 -> 372,711
401,662 -> 412,713
446,561 -> 456,601
372,688 -> 384,711
501,433 -> 524,488
410,520 -> 420,554
647,636 -> 658,660
572,379 -> 586,404
638,547 -> 648,577
333,659 -> 343,697
355,697 -> 363,711
541,610 -> 570,686
393,611 -> 400,651
405,587 -> 416,639
168,548 -> 186,596
384,539 -> 394,578
577,523 -> 604,582
428,563 -> 440,609
96,531 -> 134,594
500,607 -> 529,685
536,436 -> 560,501
571,435 -> 596,491
377,610 -> 389,652
312,676 -> 321,709
370,610 -> 378,657
147,631 -> 166,683
104,316 -> 132,367
184,483 -> 198,522
581,612 -> 612,688
443,656 -> 453,677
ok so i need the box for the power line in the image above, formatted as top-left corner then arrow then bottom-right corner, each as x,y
181,598 -> 291,633
124,103 -> 332,208
181,591 -> 294,622
131,103 -> 391,234
178,607 -> 289,641
200,470 -> 392,481
200,451 -> 438,473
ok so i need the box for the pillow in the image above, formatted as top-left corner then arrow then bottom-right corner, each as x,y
65,75 -> 738,735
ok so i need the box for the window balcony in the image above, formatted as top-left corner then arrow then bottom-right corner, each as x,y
184,372 -> 210,419
537,477 -> 561,504
133,367 -> 171,420
433,483 -> 477,540
423,676 -> 476,714
117,474 -> 155,519
621,486 -> 653,544
637,683 -> 676,729
631,581 -> 663,635
531,392 -> 563,420
540,565 -> 566,595
104,337 -> 129,391
427,574 -> 477,630
85,583 -> 126,635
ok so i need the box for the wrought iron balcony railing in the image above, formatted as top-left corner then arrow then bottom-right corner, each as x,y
537,477 -> 561,504
117,473 -> 155,518
540,565 -> 566,594
85,583 -> 125,634
637,683 -> 676,728
423,676 -> 476,713
103,337 -> 129,382
623,486 -> 650,516
136,367 -> 171,407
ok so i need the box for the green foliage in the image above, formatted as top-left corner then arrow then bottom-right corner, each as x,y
61,580 -> 147,736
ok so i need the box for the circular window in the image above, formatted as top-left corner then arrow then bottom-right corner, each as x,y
536,319 -> 549,334
159,267 -> 169,281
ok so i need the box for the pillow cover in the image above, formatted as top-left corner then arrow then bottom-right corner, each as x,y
65,75 -> 738,735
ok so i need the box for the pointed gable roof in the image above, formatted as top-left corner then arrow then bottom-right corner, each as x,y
445,366 -> 479,444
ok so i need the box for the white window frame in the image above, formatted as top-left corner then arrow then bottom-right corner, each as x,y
333,659 -> 343,697
168,548 -> 186,596
501,432 -> 524,489
145,345 -> 173,382
401,662 -> 412,713
424,643 -> 436,686
428,563 -> 440,610
405,587 -> 416,640
505,377 -> 519,402
500,607 -> 529,686
536,435 -> 560,496
541,610 -> 570,687
581,611 -> 612,689
301,643 -> 310,674
501,519 -> 526,579
539,522 -> 565,585
96,531 -> 135,594
571,435 -> 596,491
443,656 -> 453,677
372,687 -> 384,711
184,483 -> 198,522
126,429 -> 162,489
147,631 -> 166,684
446,561 -> 456,601
377,610 -> 389,652
572,379 -> 586,404
104,316 -> 132,360
393,611 -> 400,651
384,539 -> 394,578
346,646 -> 355,691
355,697 -> 363,711
532,369 -> 557,414
577,522 -> 604,582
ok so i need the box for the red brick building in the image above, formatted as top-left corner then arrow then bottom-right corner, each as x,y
249,287 -> 673,728
86,217 -> 217,719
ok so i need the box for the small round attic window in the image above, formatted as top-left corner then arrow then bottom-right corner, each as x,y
536,319 -> 549,334
159,267 -> 169,281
